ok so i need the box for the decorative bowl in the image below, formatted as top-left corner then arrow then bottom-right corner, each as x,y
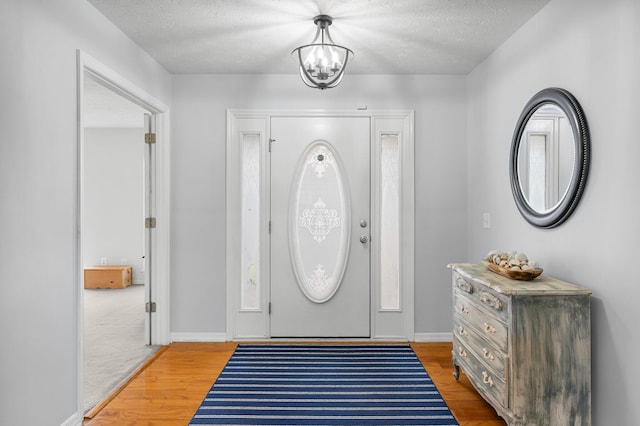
482,259 -> 543,281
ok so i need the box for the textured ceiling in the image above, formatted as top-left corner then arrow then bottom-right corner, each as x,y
87,0 -> 550,75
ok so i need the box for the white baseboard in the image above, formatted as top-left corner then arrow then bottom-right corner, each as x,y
413,332 -> 452,342
60,410 -> 82,426
171,332 -> 227,342
169,332 -> 451,343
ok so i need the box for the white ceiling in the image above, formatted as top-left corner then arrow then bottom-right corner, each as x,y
83,0 -> 550,127
87,0 -> 550,75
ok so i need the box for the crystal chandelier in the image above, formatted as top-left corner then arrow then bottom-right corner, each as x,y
292,15 -> 353,90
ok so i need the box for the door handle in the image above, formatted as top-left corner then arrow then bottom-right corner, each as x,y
360,235 -> 369,244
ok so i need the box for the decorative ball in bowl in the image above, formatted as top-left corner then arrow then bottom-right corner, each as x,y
482,250 -> 543,281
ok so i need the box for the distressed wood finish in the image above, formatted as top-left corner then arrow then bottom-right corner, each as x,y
449,263 -> 591,426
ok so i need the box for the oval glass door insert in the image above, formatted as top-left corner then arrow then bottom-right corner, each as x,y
289,141 -> 351,303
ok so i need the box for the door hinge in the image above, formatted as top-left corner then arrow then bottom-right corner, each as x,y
268,302 -> 271,315
145,302 -> 156,313
145,132 -> 156,144
145,217 -> 157,228
269,220 -> 271,234
268,138 -> 276,152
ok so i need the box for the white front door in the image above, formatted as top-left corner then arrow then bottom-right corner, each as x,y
270,116 -> 370,337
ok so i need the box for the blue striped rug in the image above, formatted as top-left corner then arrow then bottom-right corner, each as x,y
189,344 -> 458,425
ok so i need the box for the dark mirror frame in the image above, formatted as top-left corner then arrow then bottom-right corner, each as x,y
510,87 -> 590,228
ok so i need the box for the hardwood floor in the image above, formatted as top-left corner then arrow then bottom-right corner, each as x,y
411,342 -> 506,426
84,341 -> 506,425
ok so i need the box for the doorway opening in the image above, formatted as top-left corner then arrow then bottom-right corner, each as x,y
226,110 -> 414,340
77,51 -> 171,416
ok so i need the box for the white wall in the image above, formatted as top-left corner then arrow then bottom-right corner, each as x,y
84,128 -> 145,283
0,1 -> 171,424
170,74 -> 467,336
8,0 -> 633,422
466,0 -> 640,423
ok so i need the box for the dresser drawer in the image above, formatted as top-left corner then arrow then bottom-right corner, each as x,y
454,291 -> 508,352
453,336 -> 508,410
454,273 -> 509,322
454,316 -> 507,379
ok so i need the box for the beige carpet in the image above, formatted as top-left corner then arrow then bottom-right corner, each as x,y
83,284 -> 161,413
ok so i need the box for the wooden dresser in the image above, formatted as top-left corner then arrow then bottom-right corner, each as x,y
448,263 -> 591,426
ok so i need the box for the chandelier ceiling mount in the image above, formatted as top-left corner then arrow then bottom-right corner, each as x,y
292,15 -> 353,90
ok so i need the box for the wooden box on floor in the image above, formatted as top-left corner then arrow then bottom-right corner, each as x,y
84,265 -> 133,289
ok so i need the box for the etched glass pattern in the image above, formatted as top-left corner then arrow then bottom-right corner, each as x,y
240,134 -> 260,310
299,198 -> 341,243
290,141 -> 350,303
380,134 -> 400,310
307,146 -> 334,178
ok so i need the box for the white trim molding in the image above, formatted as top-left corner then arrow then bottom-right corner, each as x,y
171,332 -> 228,342
414,332 -> 454,342
60,412 -> 83,426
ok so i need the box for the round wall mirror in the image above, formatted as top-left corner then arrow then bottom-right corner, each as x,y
510,88 -> 590,228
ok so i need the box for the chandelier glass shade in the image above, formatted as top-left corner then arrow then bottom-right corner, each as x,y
292,15 -> 353,90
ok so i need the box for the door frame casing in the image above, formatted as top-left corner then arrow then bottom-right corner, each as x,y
226,109 -> 414,341
76,51 -> 171,413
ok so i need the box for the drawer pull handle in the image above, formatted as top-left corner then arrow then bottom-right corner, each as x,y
456,278 -> 474,294
482,371 -> 494,387
459,305 -> 469,314
483,322 -> 496,334
458,326 -> 468,336
479,290 -> 503,311
482,347 -> 495,361
458,347 -> 468,358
